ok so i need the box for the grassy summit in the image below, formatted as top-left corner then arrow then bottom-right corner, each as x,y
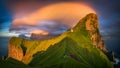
0,13 -> 113,68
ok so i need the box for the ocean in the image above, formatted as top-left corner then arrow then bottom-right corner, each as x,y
0,36 -> 11,58
104,37 -> 120,58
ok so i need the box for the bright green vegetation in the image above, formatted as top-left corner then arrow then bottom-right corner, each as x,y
29,37 -> 112,68
0,13 -> 113,68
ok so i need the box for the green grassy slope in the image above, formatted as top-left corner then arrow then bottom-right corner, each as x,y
29,37 -> 112,68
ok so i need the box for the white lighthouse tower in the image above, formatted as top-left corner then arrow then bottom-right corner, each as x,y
71,28 -> 73,32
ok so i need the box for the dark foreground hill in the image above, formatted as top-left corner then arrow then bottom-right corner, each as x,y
0,13 -> 113,68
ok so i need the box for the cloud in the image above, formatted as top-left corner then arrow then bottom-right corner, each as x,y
11,2 -> 95,25
38,21 -> 69,34
30,30 -> 48,35
10,21 -> 69,35
10,2 -> 95,35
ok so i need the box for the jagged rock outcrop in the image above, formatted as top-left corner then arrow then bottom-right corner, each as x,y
19,34 -> 30,39
85,14 -> 107,52
106,51 -> 116,62
8,37 -> 24,61
74,13 -> 107,52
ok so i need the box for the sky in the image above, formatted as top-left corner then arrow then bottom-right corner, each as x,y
0,0 -> 120,38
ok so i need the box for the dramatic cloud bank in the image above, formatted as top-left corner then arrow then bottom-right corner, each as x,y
10,21 -> 69,35
10,2 -> 95,35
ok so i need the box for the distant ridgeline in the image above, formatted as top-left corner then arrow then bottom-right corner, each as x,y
0,13 -> 115,68
30,33 -> 60,40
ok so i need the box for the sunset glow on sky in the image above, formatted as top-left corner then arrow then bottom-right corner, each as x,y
12,3 -> 95,25
9,2 -> 96,36
0,0 -> 120,37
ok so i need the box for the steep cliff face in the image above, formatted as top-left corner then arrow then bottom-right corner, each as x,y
8,37 -> 24,61
86,14 -> 107,52
74,13 -> 107,52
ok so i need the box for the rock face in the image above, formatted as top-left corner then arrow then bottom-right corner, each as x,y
8,37 -> 24,61
8,44 -> 23,61
74,13 -> 107,52
106,51 -> 116,62
19,34 -> 30,39
19,34 -> 27,39
85,14 -> 107,52
30,33 -> 60,40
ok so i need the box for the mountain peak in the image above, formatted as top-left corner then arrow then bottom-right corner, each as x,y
86,13 -> 97,17
72,13 -> 107,52
85,13 -> 98,31
73,13 -> 98,31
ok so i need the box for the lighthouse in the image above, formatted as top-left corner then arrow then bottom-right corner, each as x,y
71,28 -> 73,32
